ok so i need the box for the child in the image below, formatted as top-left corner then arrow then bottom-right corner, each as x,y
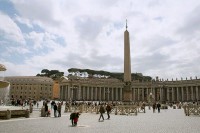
73,112 -> 80,126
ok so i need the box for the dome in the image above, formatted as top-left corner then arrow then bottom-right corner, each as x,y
0,64 -> 6,71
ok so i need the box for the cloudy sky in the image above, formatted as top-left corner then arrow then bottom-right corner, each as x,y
0,0 -> 200,80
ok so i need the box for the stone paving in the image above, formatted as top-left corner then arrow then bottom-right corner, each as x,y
0,104 -> 200,133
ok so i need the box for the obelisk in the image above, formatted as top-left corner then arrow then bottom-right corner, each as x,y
123,20 -> 132,103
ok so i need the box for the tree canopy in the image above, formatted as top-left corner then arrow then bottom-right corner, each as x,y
68,68 -> 152,81
36,69 -> 64,80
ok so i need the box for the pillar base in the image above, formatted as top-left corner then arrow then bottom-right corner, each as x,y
123,84 -> 132,104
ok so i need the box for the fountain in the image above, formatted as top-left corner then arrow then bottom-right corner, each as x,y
0,64 -> 30,119
0,64 -> 10,105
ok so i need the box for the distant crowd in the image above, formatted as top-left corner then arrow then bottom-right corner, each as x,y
3,98 -> 199,127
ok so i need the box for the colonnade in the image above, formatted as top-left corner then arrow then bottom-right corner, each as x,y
60,85 -> 123,101
60,83 -> 200,103
133,86 -> 200,102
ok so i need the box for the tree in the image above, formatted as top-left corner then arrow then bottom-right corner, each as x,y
37,69 -> 64,80
67,68 -> 152,81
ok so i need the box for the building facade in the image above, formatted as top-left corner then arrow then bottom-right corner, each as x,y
59,77 -> 200,103
52,80 -> 60,99
5,76 -> 54,100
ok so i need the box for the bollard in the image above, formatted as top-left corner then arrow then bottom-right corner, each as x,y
115,107 -> 118,115
25,109 -> 30,118
6,110 -> 11,120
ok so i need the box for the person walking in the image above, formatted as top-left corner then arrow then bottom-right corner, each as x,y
152,102 -> 156,113
57,102 -> 62,117
106,104 -> 111,119
53,103 -> 58,117
44,103 -> 48,117
99,104 -> 105,121
157,102 -> 161,113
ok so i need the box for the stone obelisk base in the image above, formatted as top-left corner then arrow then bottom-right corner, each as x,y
123,84 -> 132,105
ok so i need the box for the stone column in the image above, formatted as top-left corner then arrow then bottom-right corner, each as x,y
172,87 -> 175,102
196,86 -> 199,101
191,86 -> 194,101
132,88 -> 135,101
145,88 -> 147,101
82,86 -> 85,100
176,87 -> 179,101
77,85 -> 81,100
142,88 -> 144,101
61,86 -> 63,100
137,88 -> 140,101
108,88 -> 111,101
186,86 -> 189,101
181,87 -> 184,102
67,86 -> 70,100
96,87 -> 98,101
103,87 -> 105,101
160,87 -> 162,102
69,86 -> 72,100
167,88 -> 170,102
90,87 -> 93,101
63,87 -> 67,100
63,85 -> 66,100
63,86 -> 65,100
98,87 -> 100,101
60,86 -> 63,100
153,88 -> 156,101
93,87 -> 96,101
65,86 -> 68,100
87,87 -> 89,100
115,88 -> 118,101
120,88 -> 123,101
113,88 -> 115,101
108,88 -> 112,101
117,88 -> 119,101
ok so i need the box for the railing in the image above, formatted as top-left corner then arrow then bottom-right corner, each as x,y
64,104 -> 142,116
184,104 -> 200,116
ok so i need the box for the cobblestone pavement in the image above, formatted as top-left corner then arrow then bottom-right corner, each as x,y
0,106 -> 200,133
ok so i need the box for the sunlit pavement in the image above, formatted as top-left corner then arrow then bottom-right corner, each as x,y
0,105 -> 200,133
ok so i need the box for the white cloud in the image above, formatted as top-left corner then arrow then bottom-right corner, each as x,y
15,15 -> 33,28
0,12 -> 25,44
1,0 -> 200,80
6,46 -> 30,54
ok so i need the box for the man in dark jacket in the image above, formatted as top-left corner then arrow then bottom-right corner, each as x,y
57,102 -> 61,117
45,103 -> 48,117
106,104 -> 111,119
99,104 -> 105,121
54,103 -> 58,117
157,102 -> 161,113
